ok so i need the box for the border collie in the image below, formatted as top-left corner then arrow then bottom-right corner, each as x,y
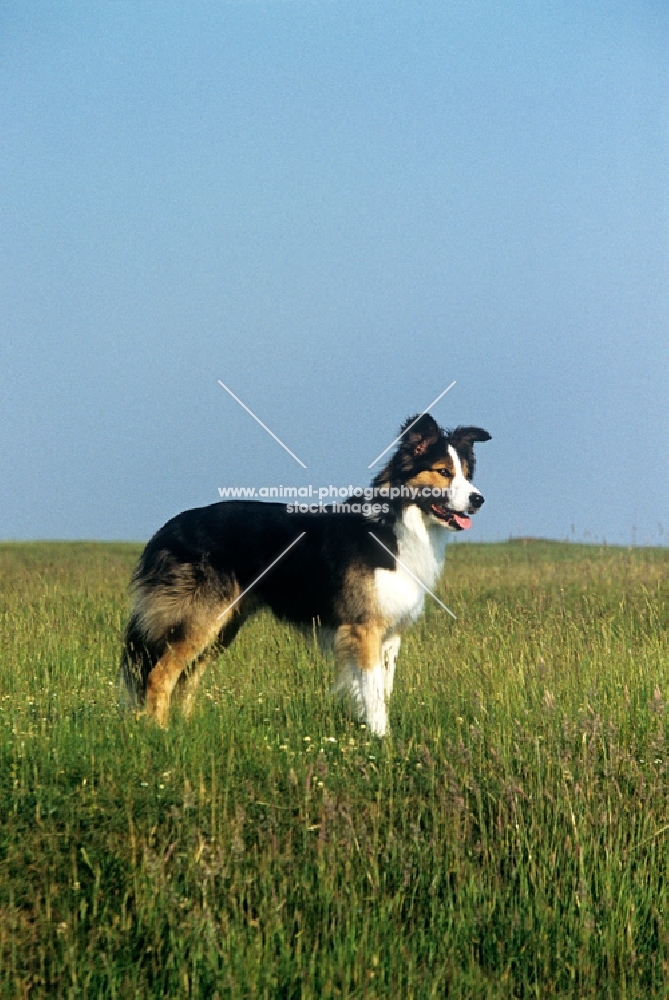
120,414 -> 490,735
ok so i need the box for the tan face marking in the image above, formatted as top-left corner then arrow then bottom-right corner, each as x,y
406,455 -> 455,494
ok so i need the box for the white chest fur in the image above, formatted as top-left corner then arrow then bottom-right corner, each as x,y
374,506 -> 448,628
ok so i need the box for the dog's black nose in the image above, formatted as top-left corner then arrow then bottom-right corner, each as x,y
469,493 -> 484,509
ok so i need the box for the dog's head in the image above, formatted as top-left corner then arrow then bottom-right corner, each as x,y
373,414 -> 491,531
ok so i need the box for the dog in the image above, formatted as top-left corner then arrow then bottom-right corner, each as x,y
120,414 -> 490,735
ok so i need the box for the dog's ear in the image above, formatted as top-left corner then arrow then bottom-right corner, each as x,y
450,426 -> 492,448
449,426 -> 491,478
399,413 -> 441,458
372,412 -> 444,487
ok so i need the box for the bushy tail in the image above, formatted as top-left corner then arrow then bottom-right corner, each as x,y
118,613 -> 158,709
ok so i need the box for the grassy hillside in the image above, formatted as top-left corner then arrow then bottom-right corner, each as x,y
0,540 -> 667,997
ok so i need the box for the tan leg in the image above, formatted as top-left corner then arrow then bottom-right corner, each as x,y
334,623 -> 387,736
146,608 -> 233,727
174,602 -> 249,720
174,656 -> 211,720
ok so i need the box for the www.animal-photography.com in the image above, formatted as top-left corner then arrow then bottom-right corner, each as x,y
1,4 -> 667,997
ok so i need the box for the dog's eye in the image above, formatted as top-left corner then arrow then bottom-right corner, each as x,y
438,468 -> 451,478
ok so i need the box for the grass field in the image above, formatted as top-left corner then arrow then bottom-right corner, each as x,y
0,540 -> 667,998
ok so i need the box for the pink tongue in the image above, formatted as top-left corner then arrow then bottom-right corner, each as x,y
452,513 -> 472,530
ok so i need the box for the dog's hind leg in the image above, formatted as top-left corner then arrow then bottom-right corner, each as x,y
174,612 -> 248,720
173,655 -> 211,721
146,612 -> 225,727
130,557 -> 243,726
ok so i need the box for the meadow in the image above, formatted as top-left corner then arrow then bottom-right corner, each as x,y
0,539 -> 667,998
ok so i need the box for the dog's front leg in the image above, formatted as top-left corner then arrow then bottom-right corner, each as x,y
359,661 -> 387,737
382,634 -> 401,701
334,623 -> 387,736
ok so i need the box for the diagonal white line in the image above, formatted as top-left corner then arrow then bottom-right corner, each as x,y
218,380 -> 307,468
367,381 -> 457,468
368,531 -> 457,620
217,532 -> 307,621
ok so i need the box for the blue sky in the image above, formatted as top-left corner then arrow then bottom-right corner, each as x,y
1,1 -> 667,545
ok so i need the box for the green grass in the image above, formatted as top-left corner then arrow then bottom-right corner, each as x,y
0,540 -> 667,998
